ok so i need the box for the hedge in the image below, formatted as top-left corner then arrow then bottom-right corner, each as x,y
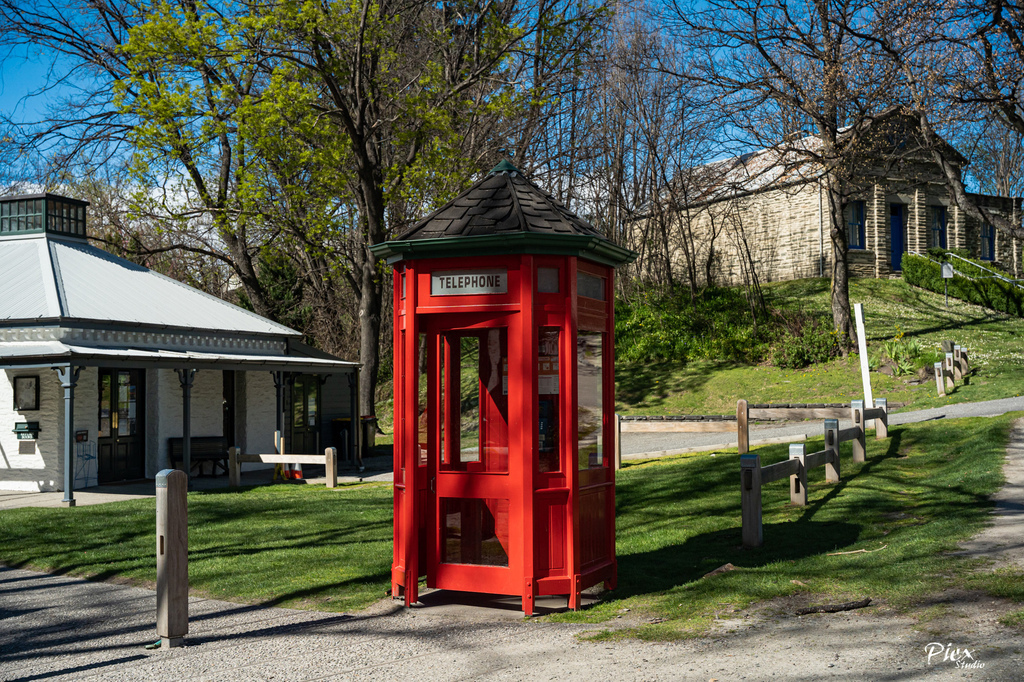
902,252 -> 1024,317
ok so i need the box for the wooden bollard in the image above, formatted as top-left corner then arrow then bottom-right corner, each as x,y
325,447 -> 337,488
960,347 -> 970,374
789,444 -> 807,506
935,362 -> 945,397
740,454 -> 762,548
737,399 -> 749,455
851,400 -> 866,463
944,352 -> 955,390
952,345 -> 963,382
228,447 -> 240,487
874,398 -> 888,440
156,469 -> 188,648
824,419 -> 840,483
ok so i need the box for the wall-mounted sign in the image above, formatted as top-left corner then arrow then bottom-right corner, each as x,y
75,430 -> 89,443
13,422 -> 40,440
431,269 -> 507,297
13,376 -> 39,411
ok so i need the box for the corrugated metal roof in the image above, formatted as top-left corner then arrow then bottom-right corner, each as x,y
0,340 -> 359,371
0,234 -> 299,337
0,238 -> 57,319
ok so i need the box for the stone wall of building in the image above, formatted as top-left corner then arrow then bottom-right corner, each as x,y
652,168 -> 1023,286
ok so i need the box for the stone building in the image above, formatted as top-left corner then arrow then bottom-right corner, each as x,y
0,193 -> 360,502
647,118 -> 1023,286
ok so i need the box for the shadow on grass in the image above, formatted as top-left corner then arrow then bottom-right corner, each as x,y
617,360 -> 744,410
611,428 -> 911,600
614,519 -> 862,598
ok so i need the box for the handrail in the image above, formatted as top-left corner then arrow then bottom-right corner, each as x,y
911,250 -> 1024,291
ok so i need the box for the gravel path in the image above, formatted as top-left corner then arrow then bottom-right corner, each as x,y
620,396 -> 1024,457
3,413 -> 1024,680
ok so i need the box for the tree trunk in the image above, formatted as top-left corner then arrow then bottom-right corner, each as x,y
826,184 -> 853,348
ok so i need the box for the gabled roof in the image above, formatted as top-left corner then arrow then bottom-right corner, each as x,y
372,162 -> 636,266
672,111 -> 969,209
0,233 -> 299,337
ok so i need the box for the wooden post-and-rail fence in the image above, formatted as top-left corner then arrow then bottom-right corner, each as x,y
740,400 -> 890,548
228,447 -> 338,489
934,344 -> 971,397
615,398 -> 888,468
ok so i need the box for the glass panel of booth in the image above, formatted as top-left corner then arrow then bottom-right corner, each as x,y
417,332 -> 428,468
441,497 -> 510,566
440,328 -> 509,473
538,327 -> 561,473
577,331 -> 604,469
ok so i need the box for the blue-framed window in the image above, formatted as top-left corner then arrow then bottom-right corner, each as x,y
845,201 -> 866,249
929,206 -> 947,249
981,223 -> 995,261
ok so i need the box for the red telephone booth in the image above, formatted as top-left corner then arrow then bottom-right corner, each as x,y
371,161 -> 635,614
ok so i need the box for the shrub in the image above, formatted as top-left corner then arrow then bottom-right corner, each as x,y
615,287 -> 771,365
902,253 -> 1024,317
770,313 -> 841,369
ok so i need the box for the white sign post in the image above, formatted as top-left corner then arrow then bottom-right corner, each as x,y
854,303 -> 874,429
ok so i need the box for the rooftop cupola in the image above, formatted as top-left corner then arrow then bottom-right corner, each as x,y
0,193 -> 88,240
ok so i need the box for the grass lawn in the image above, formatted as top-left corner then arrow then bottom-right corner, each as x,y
554,413 -> 1024,638
2,415 -> 1023,638
616,278 -> 1024,416
0,483 -> 393,612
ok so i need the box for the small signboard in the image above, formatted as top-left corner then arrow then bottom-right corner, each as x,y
941,262 -> 954,279
431,269 -> 507,296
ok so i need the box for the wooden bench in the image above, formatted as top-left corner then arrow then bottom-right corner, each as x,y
169,436 -> 229,477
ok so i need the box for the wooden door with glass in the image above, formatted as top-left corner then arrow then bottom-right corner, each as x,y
97,368 -> 145,483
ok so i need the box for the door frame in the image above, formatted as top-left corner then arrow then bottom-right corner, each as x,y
96,367 -> 146,483
424,312 -> 519,595
890,203 -> 907,271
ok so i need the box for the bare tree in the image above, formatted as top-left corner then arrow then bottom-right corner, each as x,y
660,0 -> 905,346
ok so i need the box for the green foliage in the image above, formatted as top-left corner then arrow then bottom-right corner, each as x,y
903,252 -> 1024,317
878,326 -> 923,376
615,286 -> 841,370
770,313 -> 841,369
615,287 -> 771,365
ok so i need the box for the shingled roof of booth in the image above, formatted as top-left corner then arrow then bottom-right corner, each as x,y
370,161 -> 636,267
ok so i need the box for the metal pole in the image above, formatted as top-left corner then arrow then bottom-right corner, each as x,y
55,365 -> 81,507
176,369 -> 196,484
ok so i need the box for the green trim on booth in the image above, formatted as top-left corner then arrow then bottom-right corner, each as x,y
370,232 -> 637,267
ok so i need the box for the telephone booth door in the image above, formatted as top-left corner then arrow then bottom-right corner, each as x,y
427,314 -> 519,596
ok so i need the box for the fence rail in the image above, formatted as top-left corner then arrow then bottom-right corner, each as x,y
228,447 -> 337,488
615,398 -> 887,467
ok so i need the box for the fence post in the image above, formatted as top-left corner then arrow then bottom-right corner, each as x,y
737,399 -> 749,455
944,352 -> 956,391
851,399 -> 866,463
228,447 -> 240,487
874,398 -> 888,440
934,362 -> 946,397
952,345 -> 963,382
789,444 -> 807,506
614,414 -> 622,471
740,454 -> 762,548
824,419 -> 840,483
325,447 -> 337,489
